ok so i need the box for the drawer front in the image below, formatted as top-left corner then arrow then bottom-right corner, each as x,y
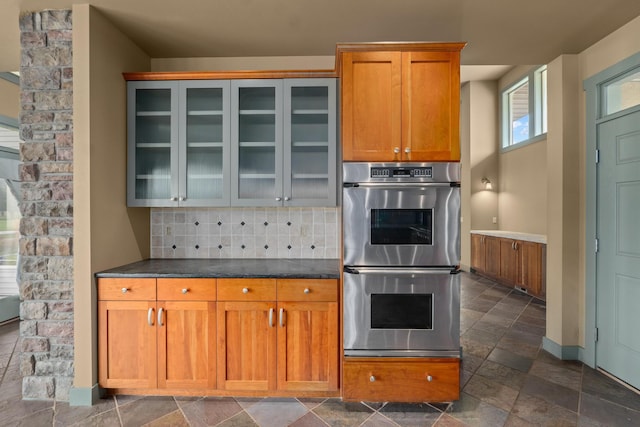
343,358 -> 460,402
277,279 -> 338,302
217,279 -> 276,301
98,278 -> 156,301
157,278 -> 217,301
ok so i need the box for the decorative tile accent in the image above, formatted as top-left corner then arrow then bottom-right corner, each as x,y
150,207 -> 340,259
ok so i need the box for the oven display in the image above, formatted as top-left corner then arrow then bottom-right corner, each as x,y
370,167 -> 433,178
371,209 -> 433,245
371,294 -> 433,329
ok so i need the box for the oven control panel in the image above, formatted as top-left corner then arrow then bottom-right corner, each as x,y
370,166 -> 433,178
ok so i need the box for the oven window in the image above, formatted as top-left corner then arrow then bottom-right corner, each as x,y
371,294 -> 433,329
371,209 -> 433,244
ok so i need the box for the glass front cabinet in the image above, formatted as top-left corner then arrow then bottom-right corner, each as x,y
128,78 -> 336,207
127,80 -> 231,207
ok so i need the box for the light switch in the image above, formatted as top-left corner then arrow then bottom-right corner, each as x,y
492,217 -> 497,224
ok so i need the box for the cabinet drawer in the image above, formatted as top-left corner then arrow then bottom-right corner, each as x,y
98,278 -> 156,301
157,278 -> 217,300
277,279 -> 338,302
342,358 -> 460,402
217,279 -> 276,301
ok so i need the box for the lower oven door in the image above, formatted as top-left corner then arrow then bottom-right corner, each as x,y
343,267 -> 460,357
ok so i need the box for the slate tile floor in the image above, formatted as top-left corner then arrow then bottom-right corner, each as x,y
1,272 -> 640,426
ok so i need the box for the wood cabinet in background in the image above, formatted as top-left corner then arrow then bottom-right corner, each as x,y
471,234 -> 546,299
340,43 -> 464,162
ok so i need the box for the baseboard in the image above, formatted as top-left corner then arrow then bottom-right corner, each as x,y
69,384 -> 102,406
542,336 -> 581,361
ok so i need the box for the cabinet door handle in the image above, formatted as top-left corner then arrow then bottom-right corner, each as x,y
303,288 -> 310,294
121,287 -> 129,294
182,288 -> 188,294
284,196 -> 290,201
279,308 -> 285,327
512,241 -> 515,250
242,287 -> 249,294
147,307 -> 154,326
370,375 -> 376,382
179,196 -> 186,202
426,375 -> 433,382
170,197 -> 178,202
275,197 -> 282,202
268,308 -> 274,327
393,147 -> 400,154
514,242 -> 518,250
404,147 -> 411,154
157,307 -> 164,326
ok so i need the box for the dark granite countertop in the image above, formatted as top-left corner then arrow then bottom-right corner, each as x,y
95,258 -> 341,279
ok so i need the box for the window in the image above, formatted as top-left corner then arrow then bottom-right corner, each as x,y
501,65 -> 547,149
601,68 -> 640,116
0,121 -> 20,296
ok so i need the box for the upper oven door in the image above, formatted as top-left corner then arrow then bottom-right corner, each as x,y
343,182 -> 460,267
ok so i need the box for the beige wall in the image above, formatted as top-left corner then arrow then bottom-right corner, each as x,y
73,4 -> 151,389
152,56 -> 335,71
0,77 -> 19,119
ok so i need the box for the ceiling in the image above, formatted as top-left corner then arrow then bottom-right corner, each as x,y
2,0 -> 640,78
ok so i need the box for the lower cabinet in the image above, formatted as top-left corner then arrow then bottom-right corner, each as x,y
342,358 -> 460,402
98,278 -> 217,390
99,276 -> 338,396
217,278 -> 339,393
471,234 -> 546,299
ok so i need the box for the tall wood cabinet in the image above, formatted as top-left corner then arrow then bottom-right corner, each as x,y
339,43 -> 464,162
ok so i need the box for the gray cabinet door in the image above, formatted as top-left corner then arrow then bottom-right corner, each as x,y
179,81 -> 231,207
127,81 -> 180,207
284,79 -> 337,207
231,80 -> 284,207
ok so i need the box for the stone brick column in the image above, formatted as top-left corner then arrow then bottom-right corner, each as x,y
18,10 -> 74,401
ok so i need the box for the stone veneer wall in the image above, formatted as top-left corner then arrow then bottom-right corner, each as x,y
18,10 -> 74,400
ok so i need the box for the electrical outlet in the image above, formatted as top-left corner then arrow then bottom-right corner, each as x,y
460,216 -> 464,223
492,217 -> 497,224
166,226 -> 172,236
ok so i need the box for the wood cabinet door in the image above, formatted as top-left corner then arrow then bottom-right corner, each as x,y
485,236 -> 501,278
519,241 -> 543,296
157,301 -> 216,389
470,234 -> 486,272
276,301 -> 338,392
216,301 -> 277,391
341,51 -> 402,161
500,238 -> 520,284
401,51 -> 460,161
98,300 -> 157,389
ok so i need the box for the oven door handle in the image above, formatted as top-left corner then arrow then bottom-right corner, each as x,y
344,266 -> 459,275
343,182 -> 459,189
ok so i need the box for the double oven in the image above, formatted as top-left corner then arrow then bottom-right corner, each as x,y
342,162 -> 461,357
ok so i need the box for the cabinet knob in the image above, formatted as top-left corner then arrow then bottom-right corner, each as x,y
170,197 -> 178,201
121,288 -> 129,294
275,197 -> 282,202
370,375 -> 376,382
242,287 -> 249,294
303,288 -> 310,294
284,196 -> 290,201
426,375 -> 433,382
181,288 -> 188,294
179,196 -> 186,202
405,147 -> 411,154
393,147 -> 400,154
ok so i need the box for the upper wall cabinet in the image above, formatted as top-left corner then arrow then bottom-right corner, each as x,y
127,77 -> 336,208
340,44 -> 464,162
231,79 -> 337,207
127,80 -> 231,207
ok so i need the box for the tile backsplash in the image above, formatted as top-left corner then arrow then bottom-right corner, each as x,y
151,207 -> 340,259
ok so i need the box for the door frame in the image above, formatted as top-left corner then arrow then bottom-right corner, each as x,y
584,50 -> 640,368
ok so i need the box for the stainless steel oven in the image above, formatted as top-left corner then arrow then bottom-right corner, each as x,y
342,162 -> 461,357
343,267 -> 460,356
343,162 -> 460,267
